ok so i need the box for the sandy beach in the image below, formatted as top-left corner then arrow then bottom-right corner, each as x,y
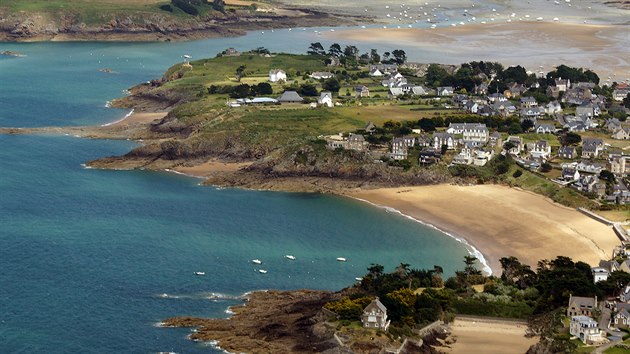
347,184 -> 619,274
324,21 -> 630,80
444,316 -> 538,354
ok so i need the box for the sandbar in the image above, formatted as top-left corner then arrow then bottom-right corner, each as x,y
347,184 -> 619,274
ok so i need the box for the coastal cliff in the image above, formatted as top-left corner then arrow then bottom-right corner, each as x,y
0,2 -> 360,42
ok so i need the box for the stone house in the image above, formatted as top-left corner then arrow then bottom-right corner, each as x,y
567,295 -> 597,317
534,123 -> 555,134
612,127 -> 630,140
613,303 -> 630,329
558,146 -> 577,159
347,134 -> 368,151
432,132 -> 456,150
361,297 -> 390,331
355,85 -> 370,98
390,137 -> 409,160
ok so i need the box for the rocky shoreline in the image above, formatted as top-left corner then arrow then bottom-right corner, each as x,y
0,5 -> 365,42
161,289 -> 440,353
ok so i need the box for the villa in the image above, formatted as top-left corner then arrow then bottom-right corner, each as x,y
268,69 -> 287,82
361,298 -> 390,331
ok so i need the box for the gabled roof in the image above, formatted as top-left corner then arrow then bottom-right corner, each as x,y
277,91 -> 303,102
569,295 -> 597,309
364,297 -> 387,313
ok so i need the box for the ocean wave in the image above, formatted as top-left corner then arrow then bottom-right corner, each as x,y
105,100 -> 112,108
351,197 -> 493,276
100,109 -> 134,127
202,340 -> 234,354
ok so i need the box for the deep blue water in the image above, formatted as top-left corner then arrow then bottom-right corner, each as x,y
0,30 -> 470,353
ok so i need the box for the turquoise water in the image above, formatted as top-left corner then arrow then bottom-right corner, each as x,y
0,32 -> 470,353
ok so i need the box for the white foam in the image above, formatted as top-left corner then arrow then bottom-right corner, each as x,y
100,109 -> 134,127
164,168 -> 205,180
351,197 -> 493,275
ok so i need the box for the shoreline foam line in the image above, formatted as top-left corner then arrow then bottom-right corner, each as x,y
349,196 -> 493,276
100,109 -> 134,127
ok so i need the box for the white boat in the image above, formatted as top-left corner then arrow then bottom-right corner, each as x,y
252,259 -> 262,264
336,257 -> 347,262
285,255 -> 296,260
194,271 -> 205,276
258,269 -> 268,274
355,277 -> 363,281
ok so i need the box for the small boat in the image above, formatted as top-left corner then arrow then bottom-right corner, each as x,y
355,277 -> 363,281
194,271 -> 205,276
285,255 -> 296,260
258,269 -> 268,274
336,257 -> 347,262
252,259 -> 262,264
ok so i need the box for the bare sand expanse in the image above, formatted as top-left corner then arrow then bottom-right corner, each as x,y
325,21 -> 630,80
347,184 -> 619,274
444,317 -> 538,354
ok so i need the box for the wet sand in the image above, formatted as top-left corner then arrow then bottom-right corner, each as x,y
324,21 -> 630,79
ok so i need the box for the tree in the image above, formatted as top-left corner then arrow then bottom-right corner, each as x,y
540,162 -> 552,173
440,144 -> 448,155
229,84 -> 251,98
298,83 -> 318,96
418,118 -> 436,132
561,132 -> 581,146
367,264 -> 384,278
391,49 -> 407,64
503,141 -> 515,152
211,0 -> 225,12
599,170 -> 616,184
508,122 -> 523,134
521,118 -> 535,132
623,93 -> 630,109
369,49 -> 380,64
425,64 -> 449,87
322,77 -> 341,93
235,65 -> 246,82
328,43 -> 342,57
252,82 -> 272,95
500,65 -> 528,84
307,42 -> 325,56
343,45 -> 359,59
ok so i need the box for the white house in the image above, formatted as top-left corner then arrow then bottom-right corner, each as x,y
361,297 -> 390,331
310,71 -> 334,80
613,303 -> 630,329
269,69 -> 287,82
529,140 -> 551,160
318,92 -> 333,107
545,101 -> 563,115
570,316 -> 604,344
437,86 -> 454,96
591,267 -> 609,283
534,123 -> 555,134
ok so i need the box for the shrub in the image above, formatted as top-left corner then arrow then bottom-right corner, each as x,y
171,0 -> 199,15
159,4 -> 173,12
513,169 -> 523,178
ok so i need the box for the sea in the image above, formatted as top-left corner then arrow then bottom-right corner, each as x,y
0,29 -> 476,353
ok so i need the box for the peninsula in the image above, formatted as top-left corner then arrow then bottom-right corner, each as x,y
0,0 -> 362,42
